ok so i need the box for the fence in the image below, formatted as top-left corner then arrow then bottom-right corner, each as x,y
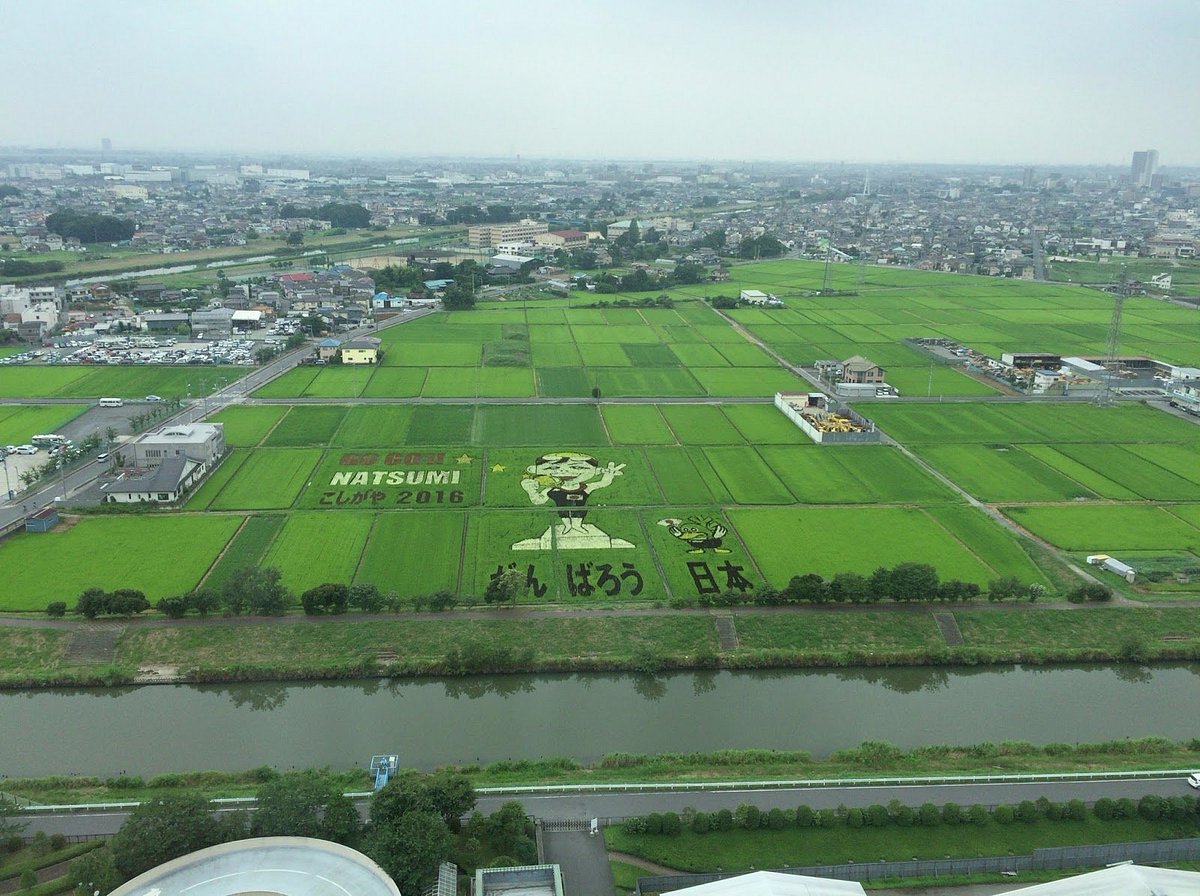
634,837 -> 1200,893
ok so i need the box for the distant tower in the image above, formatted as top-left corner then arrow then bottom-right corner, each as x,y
862,172 -> 870,196
1022,166 -> 1035,190
101,137 -> 112,155
1095,273 -> 1129,406
1130,149 -> 1159,187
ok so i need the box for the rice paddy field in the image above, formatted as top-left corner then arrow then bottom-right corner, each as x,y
0,365 -> 243,399
2,259 -> 1198,608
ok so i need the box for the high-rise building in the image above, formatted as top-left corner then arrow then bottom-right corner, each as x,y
1131,149 -> 1159,187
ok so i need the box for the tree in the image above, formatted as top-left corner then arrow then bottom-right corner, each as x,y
157,595 -> 188,618
1,793 -> 27,841
888,562 -> 940,602
251,771 -> 361,846
46,601 -> 67,618
109,589 -> 149,616
988,576 -> 1022,601
70,846 -> 122,896
45,210 -> 135,243
186,589 -> 219,617
349,582 -> 384,612
222,566 -> 291,616
830,572 -> 870,603
441,285 -> 476,311
484,568 -> 524,605
300,583 -> 350,615
286,231 -> 304,247
784,573 -> 829,604
75,587 -> 109,619
110,794 -> 222,879
363,811 -> 452,895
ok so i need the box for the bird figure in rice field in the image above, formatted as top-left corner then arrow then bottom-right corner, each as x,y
658,515 -> 731,553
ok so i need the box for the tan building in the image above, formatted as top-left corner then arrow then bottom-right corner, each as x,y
468,219 -> 548,248
842,355 -> 886,384
534,229 -> 589,251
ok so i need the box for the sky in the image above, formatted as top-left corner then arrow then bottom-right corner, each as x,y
4,0 -> 1199,166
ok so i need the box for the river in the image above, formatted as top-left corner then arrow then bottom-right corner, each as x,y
2,664 -> 1197,778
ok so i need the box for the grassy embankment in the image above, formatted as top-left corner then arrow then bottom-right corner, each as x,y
606,815 -> 1200,886
2,604 -> 1200,688
5,737 -> 1200,805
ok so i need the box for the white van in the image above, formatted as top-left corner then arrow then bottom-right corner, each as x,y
1188,772 -> 1200,789
15,444 -> 38,455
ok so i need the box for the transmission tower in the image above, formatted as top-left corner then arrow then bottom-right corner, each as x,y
1095,273 -> 1128,406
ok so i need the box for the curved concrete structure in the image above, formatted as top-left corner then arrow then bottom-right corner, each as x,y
109,837 -> 400,896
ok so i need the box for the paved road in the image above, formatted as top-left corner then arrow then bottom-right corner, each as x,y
19,776 -> 1199,838
0,309 -> 431,529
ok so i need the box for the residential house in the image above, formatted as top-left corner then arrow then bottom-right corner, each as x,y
341,336 -> 382,365
841,355 -> 886,384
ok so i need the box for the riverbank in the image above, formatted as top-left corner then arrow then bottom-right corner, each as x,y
5,740 -> 1199,805
1,605 -> 1199,689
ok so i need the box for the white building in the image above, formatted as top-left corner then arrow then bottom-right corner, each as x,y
131,422 -> 226,468
665,871 -> 864,896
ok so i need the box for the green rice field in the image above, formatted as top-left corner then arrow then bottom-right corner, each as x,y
4,259 -> 1199,607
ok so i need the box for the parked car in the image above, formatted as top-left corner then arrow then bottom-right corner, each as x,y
145,394 -> 163,402
15,445 -> 38,455
1188,772 -> 1200,789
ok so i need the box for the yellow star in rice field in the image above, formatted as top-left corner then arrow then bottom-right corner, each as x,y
456,453 -> 473,464
491,463 -> 506,473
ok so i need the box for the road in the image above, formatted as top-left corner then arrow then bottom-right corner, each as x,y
0,308 -> 431,530
18,776 -> 1200,838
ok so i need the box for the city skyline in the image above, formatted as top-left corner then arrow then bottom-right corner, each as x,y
3,0 -> 1200,166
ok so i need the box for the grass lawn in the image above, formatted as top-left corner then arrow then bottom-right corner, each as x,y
605,816 -> 1200,872
0,514 -> 243,608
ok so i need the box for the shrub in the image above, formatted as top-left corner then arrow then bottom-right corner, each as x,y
1093,798 -> 1117,820
1138,794 -> 1164,821
50,833 -> 66,850
918,803 -> 941,826
156,595 -> 187,618
892,805 -> 915,827
794,804 -> 815,827
942,802 -> 963,825
816,808 -> 838,828
846,807 -> 864,828
993,804 -> 1015,824
1016,800 -> 1040,823
968,804 -> 989,826
1116,798 -> 1138,819
714,809 -> 734,831
660,812 -> 682,836
644,813 -> 663,835
20,869 -> 36,890
692,812 -> 711,834
736,804 -> 761,831
622,817 -> 646,835
46,601 -> 67,618
1066,799 -> 1087,821
865,804 -> 890,827
766,808 -> 787,830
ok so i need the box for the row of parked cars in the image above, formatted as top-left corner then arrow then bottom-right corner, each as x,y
39,338 -> 261,367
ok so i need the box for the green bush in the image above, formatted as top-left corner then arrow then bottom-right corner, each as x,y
766,808 -> 787,830
45,602 -> 66,618
993,804 -> 1015,824
660,812 -> 682,836
714,809 -> 734,832
942,802 -> 963,825
969,804 -> 989,826
1016,800 -> 1041,823
692,812 -> 711,834
795,805 -> 815,827
918,803 -> 940,826
866,804 -> 890,827
1067,799 -> 1087,821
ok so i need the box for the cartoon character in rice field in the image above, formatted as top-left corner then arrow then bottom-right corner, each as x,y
657,515 -> 731,553
512,451 -> 634,550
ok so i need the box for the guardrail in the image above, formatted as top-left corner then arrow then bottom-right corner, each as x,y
18,768 -> 1196,814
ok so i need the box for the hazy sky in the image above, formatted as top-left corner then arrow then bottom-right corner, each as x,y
4,0 -> 1198,165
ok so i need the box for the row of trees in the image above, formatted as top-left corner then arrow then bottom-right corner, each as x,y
279,202 -> 371,229
71,771 -> 531,896
623,791 -> 1199,837
45,210 -> 136,243
679,565 -> 1051,609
